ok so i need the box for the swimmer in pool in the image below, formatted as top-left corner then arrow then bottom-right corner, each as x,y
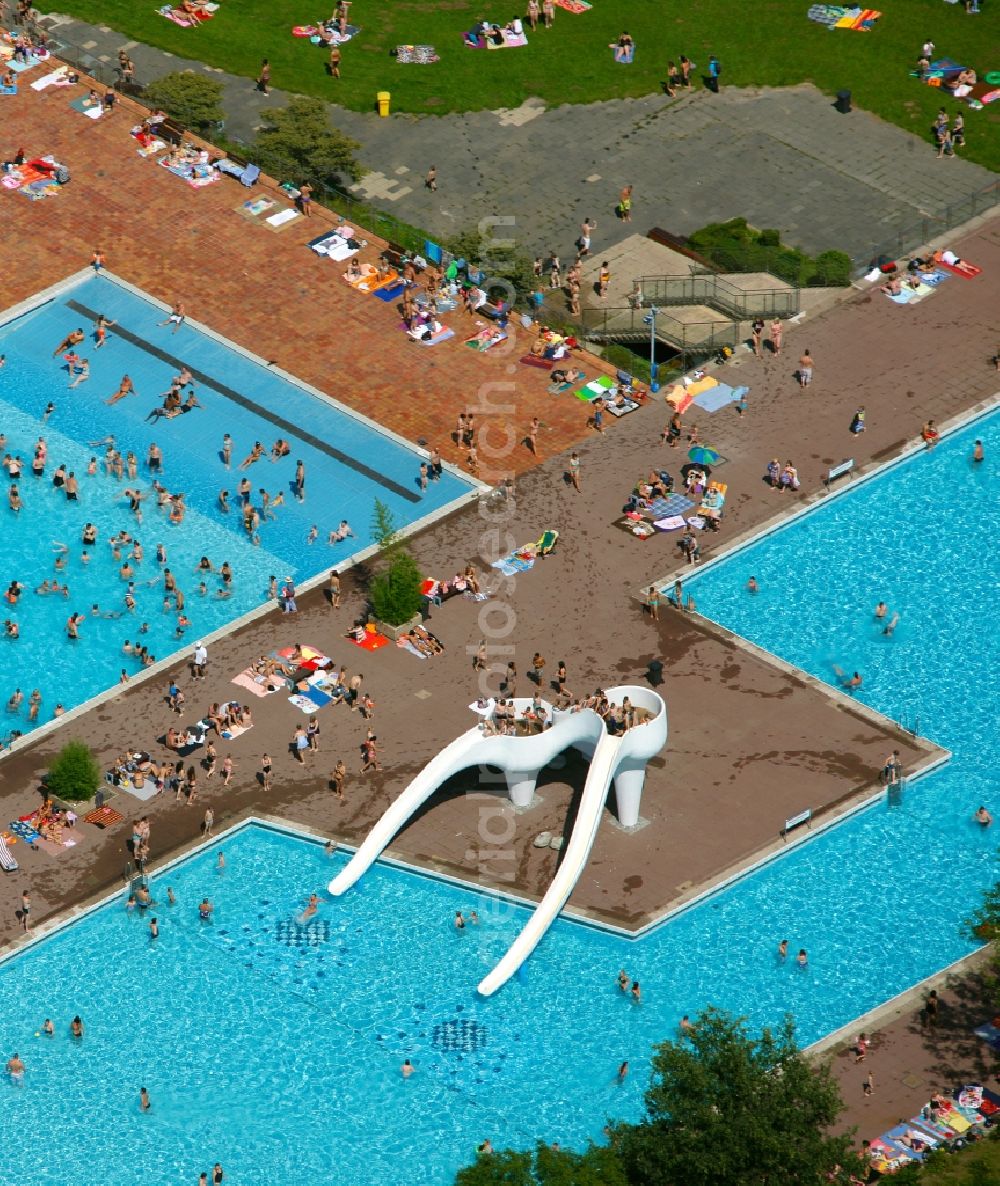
747,576 -> 758,594
777,939 -> 788,961
975,806 -> 992,827
796,949 -> 808,968
874,602 -> 888,620
973,440 -> 984,463
833,666 -> 863,691
882,612 -> 900,636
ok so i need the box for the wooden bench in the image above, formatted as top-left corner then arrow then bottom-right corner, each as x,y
823,458 -> 854,488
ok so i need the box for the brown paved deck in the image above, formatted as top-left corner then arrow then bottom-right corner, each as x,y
2,55 -> 1000,1148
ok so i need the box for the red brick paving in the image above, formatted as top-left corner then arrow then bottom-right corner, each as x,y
0,72 -> 610,478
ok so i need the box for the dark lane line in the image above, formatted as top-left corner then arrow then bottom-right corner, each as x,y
66,299 -> 420,502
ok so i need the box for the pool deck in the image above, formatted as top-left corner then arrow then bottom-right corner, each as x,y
2,57 -> 1000,1156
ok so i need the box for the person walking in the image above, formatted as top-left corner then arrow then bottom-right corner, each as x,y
646,586 -> 660,621
527,417 -> 539,455
797,349 -> 814,388
568,451 -> 581,491
293,724 -> 309,763
679,55 -> 692,88
936,125 -> 954,158
707,54 -> 721,92
542,0 -> 554,28
951,113 -> 965,148
425,164 -> 437,191
256,58 -> 271,95
769,318 -> 783,355
328,44 -> 341,78
618,184 -> 633,222
751,318 -> 764,357
598,261 -> 611,298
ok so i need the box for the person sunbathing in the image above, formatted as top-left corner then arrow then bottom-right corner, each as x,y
53,329 -> 85,357
880,276 -> 902,296
412,624 -> 444,653
550,367 -> 584,385
2,69 -> 15,88
271,438 -> 290,460
347,257 -> 363,281
612,32 -> 634,61
239,442 -> 265,469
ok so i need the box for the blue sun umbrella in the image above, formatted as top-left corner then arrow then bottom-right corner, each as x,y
688,445 -> 721,466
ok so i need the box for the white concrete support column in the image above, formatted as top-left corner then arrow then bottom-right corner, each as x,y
505,769 -> 539,809
612,762 -> 647,828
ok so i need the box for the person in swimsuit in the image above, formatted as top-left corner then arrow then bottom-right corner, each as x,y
198,897 -> 213,921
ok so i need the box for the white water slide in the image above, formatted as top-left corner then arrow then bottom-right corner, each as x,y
328,686 -> 667,996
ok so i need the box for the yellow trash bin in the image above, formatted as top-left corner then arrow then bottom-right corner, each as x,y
376,91 -> 390,117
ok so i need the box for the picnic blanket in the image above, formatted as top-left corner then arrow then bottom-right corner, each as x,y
395,44 -> 439,63
554,0 -> 592,10
807,5 -> 879,29
83,805 -> 125,828
647,494 -> 694,519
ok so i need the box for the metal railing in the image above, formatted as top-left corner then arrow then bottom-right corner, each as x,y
635,273 -> 801,319
578,305 -> 740,357
848,180 -> 1000,274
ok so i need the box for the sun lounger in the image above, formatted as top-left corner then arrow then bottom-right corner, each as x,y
536,530 -> 559,555
0,834 -> 17,871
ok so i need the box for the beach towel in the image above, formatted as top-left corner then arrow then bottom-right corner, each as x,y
521,354 -> 553,370
614,45 -> 635,63
665,386 -> 695,413
417,327 -> 455,347
648,494 -> 694,519
395,44 -> 440,63
9,819 -> 40,843
807,4 -> 849,26
266,207 -> 300,227
0,83 -> 16,94
464,330 -> 508,352
231,669 -> 279,698
70,95 -> 103,119
575,375 -> 615,401
486,31 -> 528,49
692,381 -> 741,412
5,54 -> 44,73
243,197 -> 274,217
0,834 -> 17,871
30,66 -> 70,90
350,631 -> 389,651
554,0 -> 592,10
605,398 -> 639,417
682,375 -> 720,397
940,259 -> 982,278
375,282 -> 406,302
137,138 -> 167,158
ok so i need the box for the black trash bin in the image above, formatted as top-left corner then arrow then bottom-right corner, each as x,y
835,89 -> 852,114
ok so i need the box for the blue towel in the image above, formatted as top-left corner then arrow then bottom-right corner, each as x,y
647,494 -> 693,518
692,382 -> 740,412
374,283 -> 405,302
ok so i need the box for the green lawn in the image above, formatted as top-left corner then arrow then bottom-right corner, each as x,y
43,0 -> 1000,170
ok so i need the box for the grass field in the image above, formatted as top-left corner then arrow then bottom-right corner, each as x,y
42,0 -> 1000,170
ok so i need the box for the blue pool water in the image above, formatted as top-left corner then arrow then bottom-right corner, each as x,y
0,275 -> 473,734
1,410 -> 997,1185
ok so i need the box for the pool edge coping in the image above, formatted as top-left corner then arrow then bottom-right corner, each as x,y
0,269 -> 489,761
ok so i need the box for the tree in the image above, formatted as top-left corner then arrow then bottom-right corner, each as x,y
965,882 -> 1000,1005
251,98 -> 364,193
46,740 -> 101,803
446,227 -> 536,312
614,1008 -> 862,1186
454,1143 -> 626,1186
142,71 -> 224,131
368,499 -> 423,626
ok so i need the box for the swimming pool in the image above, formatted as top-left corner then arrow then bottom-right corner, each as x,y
2,409 -> 997,1185
0,273 -> 476,735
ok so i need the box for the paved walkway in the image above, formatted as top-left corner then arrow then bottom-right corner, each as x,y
42,14 -> 999,265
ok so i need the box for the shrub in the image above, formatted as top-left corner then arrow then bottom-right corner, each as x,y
368,500 -> 423,626
142,71 -> 225,131
46,740 -> 101,803
370,551 -> 423,626
687,218 -> 852,287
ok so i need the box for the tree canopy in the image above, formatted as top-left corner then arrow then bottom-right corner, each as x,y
251,97 -> 364,192
454,1009 -> 862,1186
613,1008 -> 861,1186
142,71 -> 225,130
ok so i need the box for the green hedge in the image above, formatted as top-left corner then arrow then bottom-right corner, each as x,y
687,219 -> 852,287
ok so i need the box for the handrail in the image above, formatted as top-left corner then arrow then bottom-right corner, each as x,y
634,273 -> 801,319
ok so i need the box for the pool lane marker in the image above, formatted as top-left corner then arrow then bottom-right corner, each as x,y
66,299 -> 420,503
